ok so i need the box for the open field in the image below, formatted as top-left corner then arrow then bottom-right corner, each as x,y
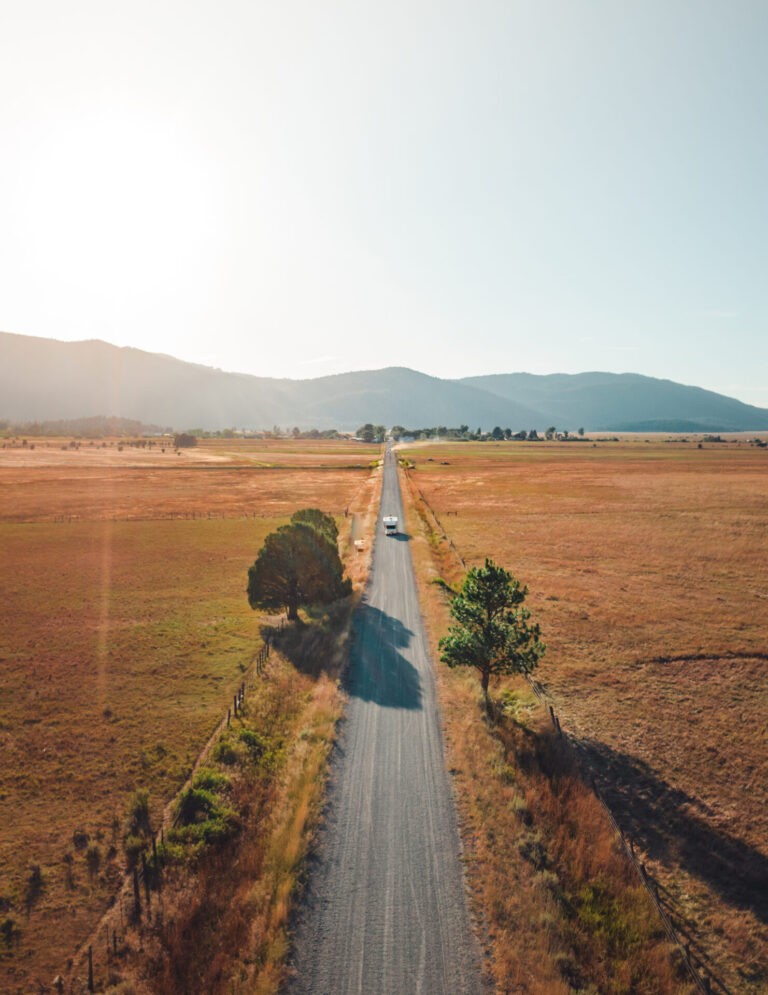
0,448 -> 377,525
399,438 -> 768,993
0,436 -> 380,471
0,449 -> 375,992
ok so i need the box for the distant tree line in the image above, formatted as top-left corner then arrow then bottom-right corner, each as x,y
390,424 -> 587,441
0,415 -> 170,438
356,423 -> 387,443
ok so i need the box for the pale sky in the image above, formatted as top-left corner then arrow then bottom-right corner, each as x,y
1,1 -> 767,405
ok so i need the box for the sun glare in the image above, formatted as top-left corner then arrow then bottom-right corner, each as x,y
22,106 -> 214,300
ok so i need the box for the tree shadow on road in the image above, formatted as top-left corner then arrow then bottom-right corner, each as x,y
345,602 -> 422,710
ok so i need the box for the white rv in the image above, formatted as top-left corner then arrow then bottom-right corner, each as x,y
383,515 -> 398,536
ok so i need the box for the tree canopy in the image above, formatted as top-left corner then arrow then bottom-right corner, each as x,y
357,423 -> 386,443
247,515 -> 350,621
290,507 -> 339,544
439,559 -> 545,708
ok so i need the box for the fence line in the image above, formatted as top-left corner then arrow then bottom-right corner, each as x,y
522,666 -> 713,991
7,509 -> 350,525
401,465 -> 467,570
63,616 -> 287,993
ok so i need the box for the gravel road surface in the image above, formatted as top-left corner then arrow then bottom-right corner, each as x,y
287,448 -> 483,994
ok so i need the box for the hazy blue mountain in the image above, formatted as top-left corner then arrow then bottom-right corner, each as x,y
460,371 -> 768,432
0,332 -> 542,430
2,331 -> 767,432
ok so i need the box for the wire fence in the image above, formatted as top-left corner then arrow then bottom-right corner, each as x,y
519,670 -> 716,991
63,617 -> 287,994
5,508 -> 350,525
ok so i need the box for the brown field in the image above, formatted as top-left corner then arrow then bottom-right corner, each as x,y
0,436 -> 379,468
400,438 -> 768,993
0,437 -> 380,523
0,445 -> 376,992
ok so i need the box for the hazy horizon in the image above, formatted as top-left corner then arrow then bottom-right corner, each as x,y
6,327 -> 768,407
2,2 -> 766,405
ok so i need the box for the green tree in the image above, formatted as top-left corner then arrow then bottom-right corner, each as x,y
439,559 -> 545,710
578,427 -> 585,437
528,429 -> 539,441
290,507 -> 338,544
247,522 -> 351,621
174,432 -> 197,448
545,426 -> 556,440
491,426 -> 504,440
357,423 -> 375,443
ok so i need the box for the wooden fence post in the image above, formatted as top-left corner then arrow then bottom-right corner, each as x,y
152,836 -> 160,890
88,945 -> 94,992
142,852 -> 151,911
133,866 -> 141,919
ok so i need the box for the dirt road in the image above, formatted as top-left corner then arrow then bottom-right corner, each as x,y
287,448 -> 483,994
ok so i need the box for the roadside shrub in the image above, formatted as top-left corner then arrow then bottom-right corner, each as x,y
124,835 -> 146,865
176,787 -> 220,826
518,830 -> 548,870
213,736 -> 239,766
192,768 -> 229,793
125,789 -> 151,837
238,728 -> 266,762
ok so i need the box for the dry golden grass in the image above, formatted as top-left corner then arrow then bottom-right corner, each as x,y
72,458 -> 381,995
0,435 -> 380,470
400,439 -> 768,993
0,463 -> 374,526
400,462 -> 690,994
0,449 -> 377,993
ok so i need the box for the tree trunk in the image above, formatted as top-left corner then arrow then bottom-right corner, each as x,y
481,670 -> 490,716
287,601 -> 299,621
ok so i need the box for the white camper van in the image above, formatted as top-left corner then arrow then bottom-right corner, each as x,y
383,515 -> 398,536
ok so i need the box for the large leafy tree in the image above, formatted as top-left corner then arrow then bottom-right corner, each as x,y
439,559 -> 545,709
247,520 -> 350,621
290,507 -> 338,544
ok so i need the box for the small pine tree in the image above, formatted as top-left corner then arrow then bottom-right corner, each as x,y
439,559 -> 545,710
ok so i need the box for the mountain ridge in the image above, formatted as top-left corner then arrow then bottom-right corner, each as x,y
2,330 -> 768,432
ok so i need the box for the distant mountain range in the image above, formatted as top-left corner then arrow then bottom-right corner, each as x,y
2,331 -> 768,433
